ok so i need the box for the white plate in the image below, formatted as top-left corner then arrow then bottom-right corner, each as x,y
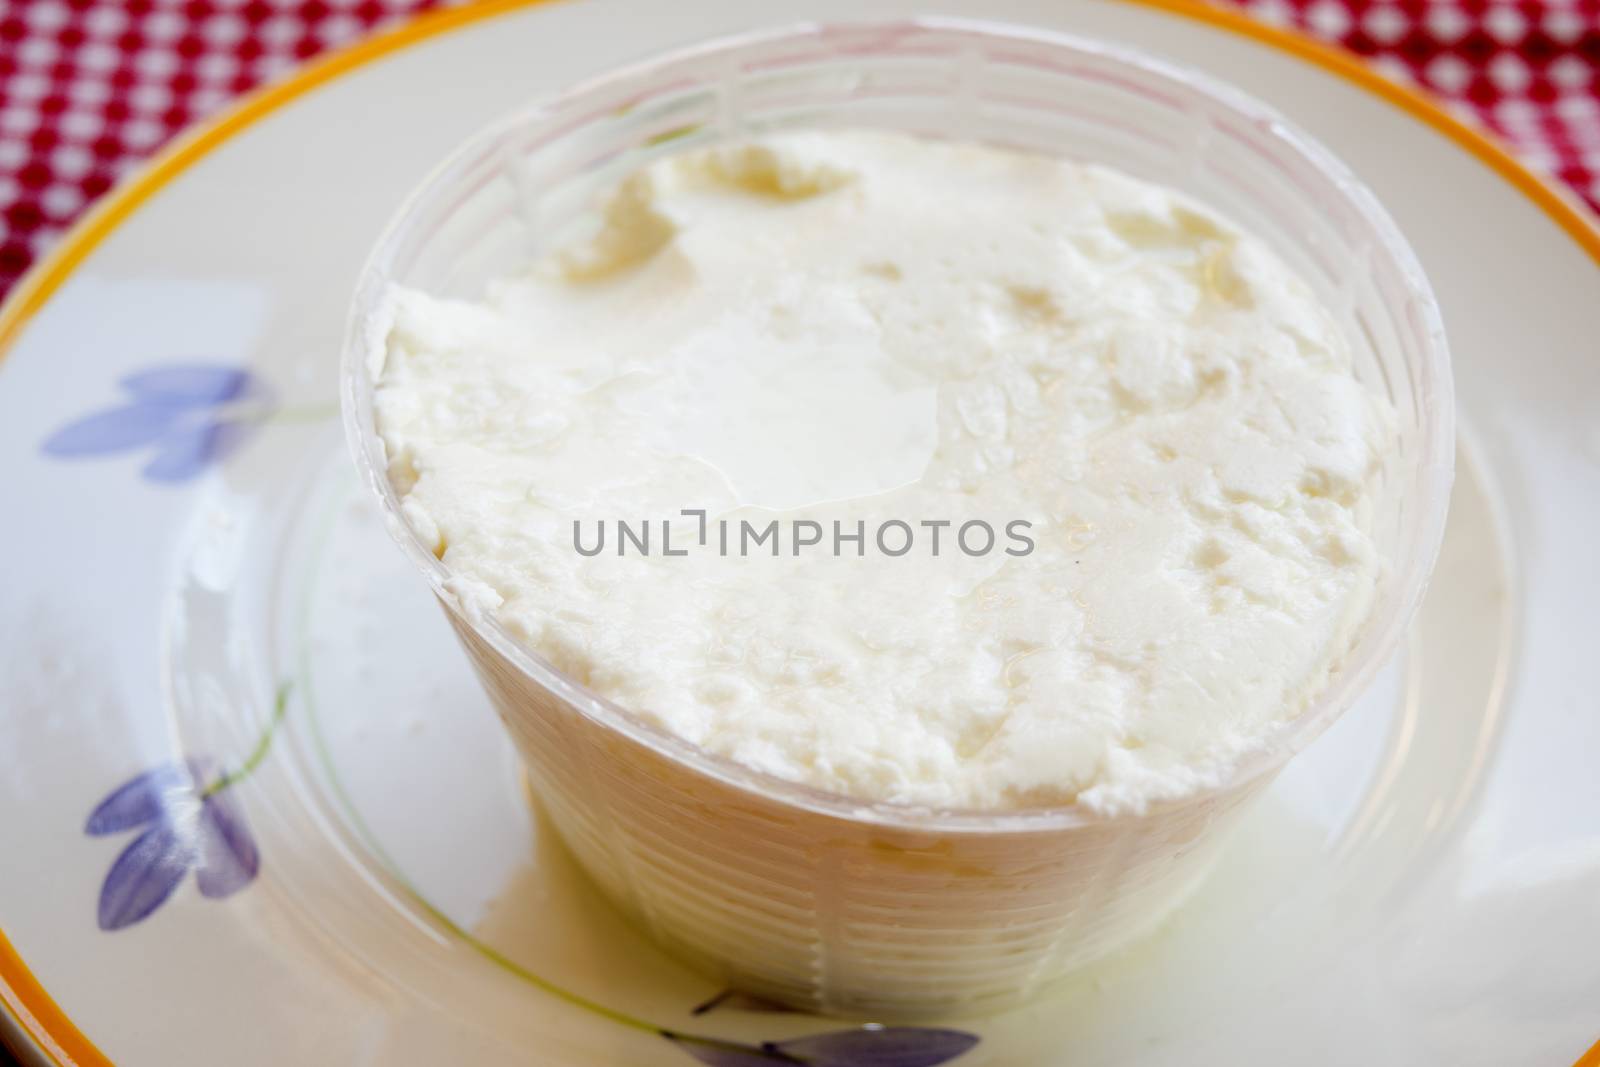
0,2 -> 1597,1065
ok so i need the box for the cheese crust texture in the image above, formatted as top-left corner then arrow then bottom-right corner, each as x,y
373,130 -> 1394,815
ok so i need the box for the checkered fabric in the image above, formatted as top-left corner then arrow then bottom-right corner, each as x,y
0,0 -> 445,296
0,0 -> 1596,299
1245,0 -> 1600,208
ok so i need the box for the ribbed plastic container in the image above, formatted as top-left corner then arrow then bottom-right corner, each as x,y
343,18 -> 1454,1019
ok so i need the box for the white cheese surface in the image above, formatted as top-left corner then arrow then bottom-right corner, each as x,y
373,131 -> 1393,814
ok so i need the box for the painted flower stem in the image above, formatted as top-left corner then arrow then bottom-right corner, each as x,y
390,879 -> 970,1065
392,878 -> 803,1061
201,682 -> 292,799
372,819 -> 751,1050
411,894 -> 665,1035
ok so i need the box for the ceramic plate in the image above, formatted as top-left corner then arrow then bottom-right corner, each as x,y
1,1 -> 1597,1064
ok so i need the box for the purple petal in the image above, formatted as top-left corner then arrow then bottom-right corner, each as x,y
141,420 -> 250,483
121,365 -> 252,406
773,1028 -> 980,1066
85,762 -> 201,836
194,789 -> 259,898
663,1035 -> 798,1066
97,824 -> 194,931
41,404 -> 186,457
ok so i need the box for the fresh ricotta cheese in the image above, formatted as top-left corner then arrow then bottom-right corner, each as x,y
371,130 -> 1394,815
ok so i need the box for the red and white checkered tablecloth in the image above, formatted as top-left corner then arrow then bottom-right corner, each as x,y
0,0 -> 1596,299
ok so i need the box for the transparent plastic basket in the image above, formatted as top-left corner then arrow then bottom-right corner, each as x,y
342,18 -> 1455,1018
